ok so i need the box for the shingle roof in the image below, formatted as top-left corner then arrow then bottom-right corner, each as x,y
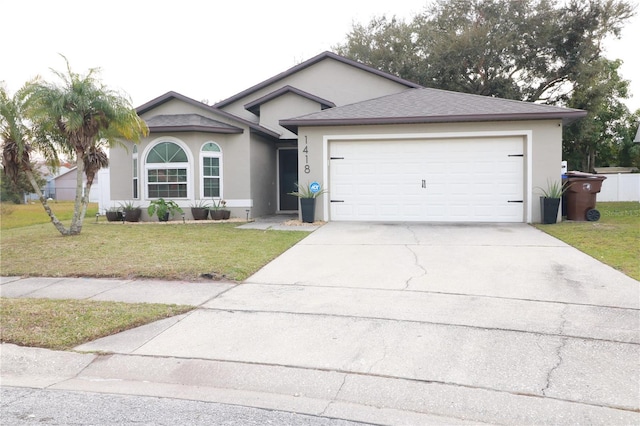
280,88 -> 587,132
136,91 -> 280,139
213,51 -> 422,109
244,85 -> 335,116
145,114 -> 243,134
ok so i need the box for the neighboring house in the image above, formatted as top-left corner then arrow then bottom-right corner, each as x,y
50,166 -> 100,203
108,51 -> 586,223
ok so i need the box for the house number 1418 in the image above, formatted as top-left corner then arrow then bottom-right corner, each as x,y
304,136 -> 310,173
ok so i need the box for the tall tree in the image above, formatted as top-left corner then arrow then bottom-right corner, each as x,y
615,111 -> 640,168
562,58 -> 630,170
337,0 -> 633,103
335,0 -> 635,170
0,160 -> 46,204
1,58 -> 148,235
1,84 -> 69,232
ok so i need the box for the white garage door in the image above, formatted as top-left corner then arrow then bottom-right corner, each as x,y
329,137 -> 524,222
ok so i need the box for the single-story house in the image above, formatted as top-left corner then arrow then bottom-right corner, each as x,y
108,51 -> 586,223
49,166 -> 100,202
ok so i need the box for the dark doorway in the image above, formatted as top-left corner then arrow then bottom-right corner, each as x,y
279,149 -> 298,211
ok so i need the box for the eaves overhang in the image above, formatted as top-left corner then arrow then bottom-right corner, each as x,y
148,125 -> 243,134
280,111 -> 588,134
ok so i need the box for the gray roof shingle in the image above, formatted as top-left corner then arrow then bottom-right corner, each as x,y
280,88 -> 586,132
145,114 -> 243,134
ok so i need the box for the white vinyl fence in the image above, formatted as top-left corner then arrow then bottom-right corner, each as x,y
597,174 -> 640,202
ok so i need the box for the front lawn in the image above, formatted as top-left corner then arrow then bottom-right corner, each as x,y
0,298 -> 193,350
0,201 -> 99,230
0,221 -> 308,281
535,202 -> 639,280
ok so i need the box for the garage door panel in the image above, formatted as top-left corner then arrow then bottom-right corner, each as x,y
330,138 -> 524,222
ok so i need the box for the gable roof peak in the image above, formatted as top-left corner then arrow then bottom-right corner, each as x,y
135,91 -> 280,139
213,51 -> 422,109
244,85 -> 336,116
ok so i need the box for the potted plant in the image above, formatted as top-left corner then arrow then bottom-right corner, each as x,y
147,198 -> 183,222
190,200 -> 210,220
120,201 -> 142,222
537,180 -> 570,224
289,182 -> 326,223
209,199 -> 228,220
105,206 -> 123,222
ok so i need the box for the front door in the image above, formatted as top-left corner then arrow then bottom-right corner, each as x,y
278,148 -> 298,211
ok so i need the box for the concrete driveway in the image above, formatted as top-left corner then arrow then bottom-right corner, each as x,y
10,222 -> 639,425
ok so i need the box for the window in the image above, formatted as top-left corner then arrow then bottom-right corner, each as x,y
132,145 -> 139,199
201,142 -> 222,198
146,141 -> 189,198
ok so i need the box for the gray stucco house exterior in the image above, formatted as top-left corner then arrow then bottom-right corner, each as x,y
108,51 -> 586,223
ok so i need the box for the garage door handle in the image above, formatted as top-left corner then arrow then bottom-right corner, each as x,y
508,200 -> 524,203
331,200 -> 345,203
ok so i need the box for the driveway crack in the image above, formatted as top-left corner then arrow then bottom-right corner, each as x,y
319,374 -> 348,416
404,245 -> 427,290
542,306 -> 569,396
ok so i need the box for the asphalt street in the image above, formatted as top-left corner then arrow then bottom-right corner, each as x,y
2,387 -> 369,426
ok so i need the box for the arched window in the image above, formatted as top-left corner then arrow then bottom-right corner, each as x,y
146,141 -> 189,198
132,145 -> 139,199
201,142 -> 222,198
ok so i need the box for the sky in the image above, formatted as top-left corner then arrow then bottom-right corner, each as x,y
2,0 -> 639,111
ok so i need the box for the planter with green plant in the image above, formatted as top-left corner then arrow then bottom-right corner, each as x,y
209,199 -> 229,220
105,206 -> 123,222
147,198 -> 183,222
120,201 -> 142,222
537,180 -> 570,224
190,200 -> 210,220
289,182 -> 327,223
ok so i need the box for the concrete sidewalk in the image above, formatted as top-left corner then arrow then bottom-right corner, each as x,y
0,276 -> 235,306
2,222 -> 639,425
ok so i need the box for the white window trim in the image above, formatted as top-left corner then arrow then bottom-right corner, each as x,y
132,145 -> 139,200
199,141 -> 223,200
141,136 -> 194,200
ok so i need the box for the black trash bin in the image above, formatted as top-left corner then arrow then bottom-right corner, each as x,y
564,171 -> 607,221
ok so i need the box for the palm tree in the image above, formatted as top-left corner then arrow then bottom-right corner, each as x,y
0,84 -> 70,234
22,57 -> 148,235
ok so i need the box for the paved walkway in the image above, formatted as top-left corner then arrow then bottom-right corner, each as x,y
2,222 -> 639,425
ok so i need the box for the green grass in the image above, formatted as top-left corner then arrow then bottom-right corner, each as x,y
535,202 -> 640,280
0,202 -> 309,351
0,298 -> 194,350
1,221 -> 308,281
0,201 -> 98,230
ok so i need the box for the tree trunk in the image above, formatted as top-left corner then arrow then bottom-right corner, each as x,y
24,168 -> 69,235
69,157 -> 85,235
78,180 -> 92,230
